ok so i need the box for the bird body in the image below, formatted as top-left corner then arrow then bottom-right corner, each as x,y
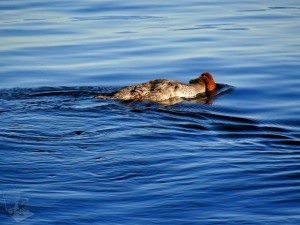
96,72 -> 216,103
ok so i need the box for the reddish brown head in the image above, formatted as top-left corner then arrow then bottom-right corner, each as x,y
201,72 -> 216,92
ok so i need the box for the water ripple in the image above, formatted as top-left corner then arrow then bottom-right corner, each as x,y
1,1 -> 300,224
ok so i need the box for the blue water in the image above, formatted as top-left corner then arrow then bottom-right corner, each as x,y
1,1 -> 300,224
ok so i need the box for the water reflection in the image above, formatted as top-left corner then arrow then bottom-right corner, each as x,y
1,0 -> 300,224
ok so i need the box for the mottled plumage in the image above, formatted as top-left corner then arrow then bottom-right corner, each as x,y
96,72 -> 216,103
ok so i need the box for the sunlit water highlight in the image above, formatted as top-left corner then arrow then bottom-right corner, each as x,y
1,1 -> 300,224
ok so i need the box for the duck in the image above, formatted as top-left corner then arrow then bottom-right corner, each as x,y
95,72 -> 216,103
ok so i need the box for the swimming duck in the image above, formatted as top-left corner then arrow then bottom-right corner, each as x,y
95,72 -> 216,103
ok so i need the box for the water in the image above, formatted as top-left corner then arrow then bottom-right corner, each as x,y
1,1 -> 300,224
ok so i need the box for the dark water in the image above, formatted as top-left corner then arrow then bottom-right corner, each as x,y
1,1 -> 300,224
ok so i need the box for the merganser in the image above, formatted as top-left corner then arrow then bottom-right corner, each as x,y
95,72 -> 216,103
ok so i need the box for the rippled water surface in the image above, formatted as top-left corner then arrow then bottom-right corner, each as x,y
1,1 -> 300,224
